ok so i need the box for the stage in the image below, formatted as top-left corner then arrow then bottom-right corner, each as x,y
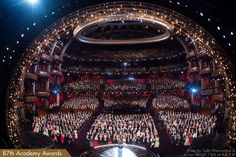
80,144 -> 159,157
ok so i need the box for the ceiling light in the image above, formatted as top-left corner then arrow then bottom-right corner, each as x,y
27,0 -> 39,5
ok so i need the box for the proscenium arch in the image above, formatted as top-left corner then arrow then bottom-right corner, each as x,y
6,1 -> 236,148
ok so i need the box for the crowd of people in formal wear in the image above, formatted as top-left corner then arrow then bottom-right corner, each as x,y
152,95 -> 190,110
61,97 -> 99,110
86,113 -> 160,148
49,103 -> 60,109
105,82 -> 146,92
64,80 -> 100,92
159,111 -> 216,146
32,111 -> 92,144
103,97 -> 148,108
151,79 -> 185,91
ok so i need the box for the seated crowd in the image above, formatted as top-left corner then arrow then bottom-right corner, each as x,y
151,79 -> 185,91
32,111 -> 92,144
61,97 -> 99,110
49,103 -> 60,109
86,113 -> 160,148
64,80 -> 100,92
159,111 -> 216,146
152,95 -> 190,110
105,82 -> 146,92
103,97 -> 147,108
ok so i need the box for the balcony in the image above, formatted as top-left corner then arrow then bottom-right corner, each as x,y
25,72 -> 38,81
212,94 -> 224,102
212,69 -> 222,78
54,45 -> 62,53
188,67 -> 199,74
15,101 -> 24,107
41,54 -> 52,62
37,91 -> 50,97
186,51 -> 196,60
25,96 -> 37,103
197,50 -> 208,59
51,69 -> 62,76
199,67 -> 211,76
38,71 -> 51,78
200,89 -> 214,96
53,55 -> 63,63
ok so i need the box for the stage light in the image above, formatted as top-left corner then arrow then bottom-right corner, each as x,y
27,0 -> 39,5
123,62 -> 128,66
128,77 -> 135,80
190,87 -> 198,94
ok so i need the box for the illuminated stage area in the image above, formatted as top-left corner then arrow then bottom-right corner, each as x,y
0,1 -> 235,157
80,144 -> 159,157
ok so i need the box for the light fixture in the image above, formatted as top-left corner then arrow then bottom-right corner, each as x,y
217,26 -> 221,30
27,0 -> 39,5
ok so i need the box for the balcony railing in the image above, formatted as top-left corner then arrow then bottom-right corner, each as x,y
199,67 -> 211,76
53,55 -> 63,63
200,89 -> 214,96
37,91 -> 50,97
25,96 -> 38,103
188,67 -> 199,74
25,72 -> 38,80
41,54 -> 52,62
51,69 -> 62,76
38,71 -> 51,78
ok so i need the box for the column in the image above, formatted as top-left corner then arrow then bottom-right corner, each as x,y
32,82 -> 36,95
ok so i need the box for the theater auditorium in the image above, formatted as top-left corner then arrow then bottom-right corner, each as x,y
0,0 -> 235,157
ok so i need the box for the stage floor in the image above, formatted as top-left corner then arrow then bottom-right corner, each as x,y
80,144 -> 159,157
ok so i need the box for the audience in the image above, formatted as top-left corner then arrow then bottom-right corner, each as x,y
86,113 -> 159,148
103,97 -> 147,108
105,82 -> 146,92
61,97 -> 99,110
159,111 -> 216,146
152,95 -> 190,110
151,79 -> 185,91
32,111 -> 92,144
64,80 -> 100,92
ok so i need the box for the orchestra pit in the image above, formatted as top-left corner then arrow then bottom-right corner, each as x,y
0,1 -> 236,157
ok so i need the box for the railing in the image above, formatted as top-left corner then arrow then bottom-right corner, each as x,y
37,91 -> 50,97
25,96 -> 38,102
41,54 -> 52,62
38,71 -> 51,78
199,67 -> 211,75
53,55 -> 63,62
25,72 -> 38,80
51,69 -> 62,76
188,67 -> 198,73
200,89 -> 214,96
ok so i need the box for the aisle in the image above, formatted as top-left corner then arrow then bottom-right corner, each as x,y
154,119 -> 187,157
